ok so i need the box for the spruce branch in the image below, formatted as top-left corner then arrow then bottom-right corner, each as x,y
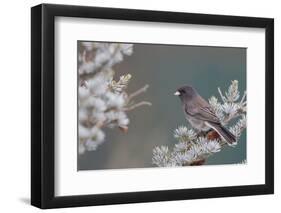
78,42 -> 151,154
152,80 -> 247,167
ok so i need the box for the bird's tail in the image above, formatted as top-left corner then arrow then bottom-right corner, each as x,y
207,122 -> 237,146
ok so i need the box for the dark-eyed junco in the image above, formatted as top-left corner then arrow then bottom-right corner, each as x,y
174,85 -> 236,146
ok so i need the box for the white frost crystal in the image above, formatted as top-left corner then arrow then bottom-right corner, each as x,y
79,43 -> 134,75
174,126 -> 197,142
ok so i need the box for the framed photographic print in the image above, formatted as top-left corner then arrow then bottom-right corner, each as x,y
31,3 -> 274,209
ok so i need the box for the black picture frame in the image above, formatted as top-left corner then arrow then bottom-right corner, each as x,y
31,3 -> 274,209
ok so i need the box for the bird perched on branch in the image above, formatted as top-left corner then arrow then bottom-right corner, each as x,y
174,85 -> 236,146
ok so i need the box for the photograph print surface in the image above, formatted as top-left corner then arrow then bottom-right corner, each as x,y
78,41 -> 247,170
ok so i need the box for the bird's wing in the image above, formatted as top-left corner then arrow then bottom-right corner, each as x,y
185,104 -> 220,124
198,106 -> 220,123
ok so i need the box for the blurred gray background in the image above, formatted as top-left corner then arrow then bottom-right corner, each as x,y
78,43 -> 246,170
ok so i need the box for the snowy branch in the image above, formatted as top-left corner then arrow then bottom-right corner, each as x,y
152,80 -> 247,167
78,42 -> 151,154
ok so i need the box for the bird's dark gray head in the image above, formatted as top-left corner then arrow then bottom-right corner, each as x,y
174,85 -> 198,101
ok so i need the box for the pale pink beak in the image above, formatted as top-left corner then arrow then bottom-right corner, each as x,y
174,91 -> 180,96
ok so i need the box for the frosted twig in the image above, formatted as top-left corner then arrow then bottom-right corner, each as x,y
123,101 -> 152,111
218,87 -> 227,103
128,85 -> 149,100
240,91 -> 247,105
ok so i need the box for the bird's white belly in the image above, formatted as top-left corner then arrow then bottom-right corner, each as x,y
186,114 -> 210,131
